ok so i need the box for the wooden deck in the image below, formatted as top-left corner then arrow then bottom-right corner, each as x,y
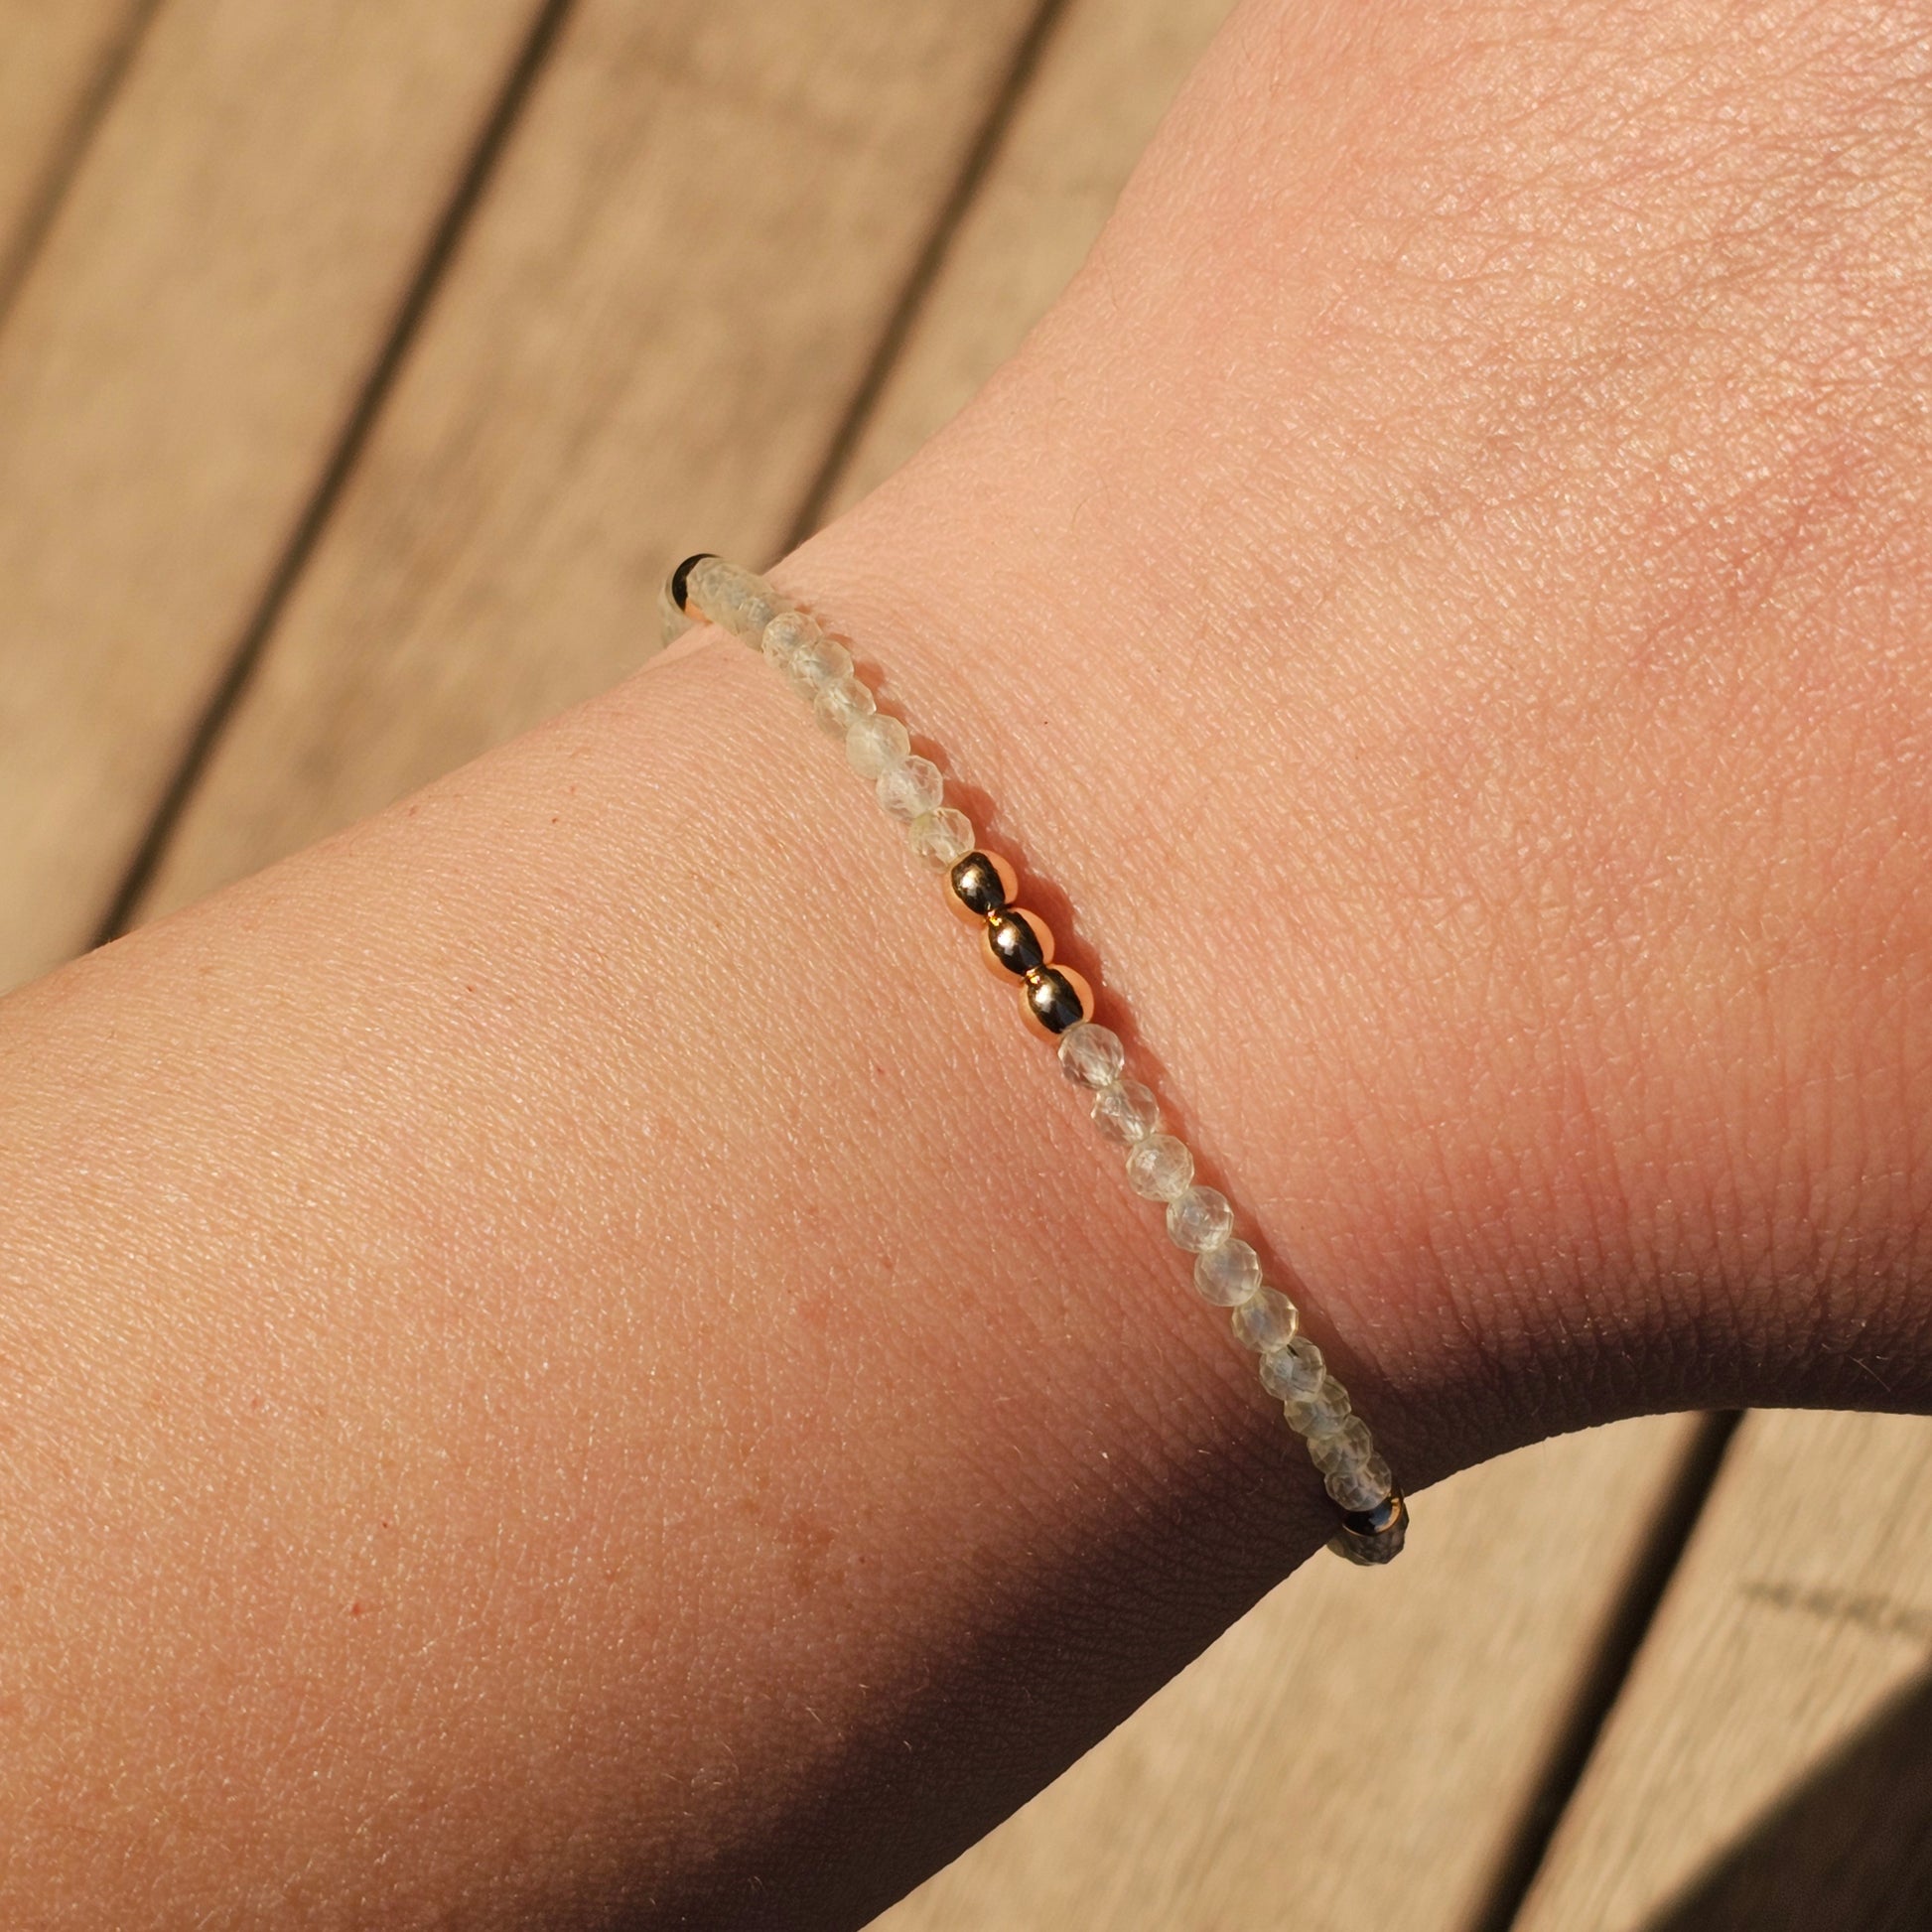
2,3 -> 1927,1924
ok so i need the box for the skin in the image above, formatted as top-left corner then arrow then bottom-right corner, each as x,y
1,0 -> 1929,1922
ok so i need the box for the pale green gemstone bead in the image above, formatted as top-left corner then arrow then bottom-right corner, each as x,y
1285,1377 -> 1351,1440
1125,1132 -> 1192,1201
846,712 -> 910,778
1193,1237 -> 1261,1307
1057,1022 -> 1124,1090
1327,1453 -> 1395,1512
1309,1415 -> 1374,1475
690,557 -> 788,641
876,755 -> 944,821
1166,1184 -> 1233,1254
789,633 -> 854,693
1231,1284 -> 1299,1353
813,672 -> 876,737
1091,1079 -> 1160,1146
906,806 -> 975,866
760,609 -> 821,672
1259,1334 -> 1324,1401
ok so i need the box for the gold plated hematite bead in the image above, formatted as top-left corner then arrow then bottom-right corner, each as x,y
947,850 -> 1016,924
1022,964 -> 1093,1038
1327,1488 -> 1407,1566
982,907 -> 1052,978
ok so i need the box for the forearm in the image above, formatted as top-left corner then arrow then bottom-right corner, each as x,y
0,636 -> 1349,1926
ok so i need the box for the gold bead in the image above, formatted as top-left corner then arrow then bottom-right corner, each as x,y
1020,964 -> 1093,1040
946,850 -> 1017,924
981,907 -> 1053,978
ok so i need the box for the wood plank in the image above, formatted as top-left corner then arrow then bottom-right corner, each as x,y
0,1 -> 148,298
131,0 -> 1044,924
1513,1409 -> 1932,1931
0,0 -> 552,992
872,1420 -> 1704,1932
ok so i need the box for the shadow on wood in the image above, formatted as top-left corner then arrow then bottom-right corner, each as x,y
1645,1666 -> 1932,1932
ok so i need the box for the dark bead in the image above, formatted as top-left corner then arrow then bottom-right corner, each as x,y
949,852 -> 1009,919
669,552 -> 716,614
987,910 -> 1045,976
1329,1489 -> 1408,1566
1025,966 -> 1086,1035
1343,1493 -> 1402,1536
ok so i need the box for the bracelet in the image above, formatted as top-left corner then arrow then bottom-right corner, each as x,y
662,554 -> 1407,1566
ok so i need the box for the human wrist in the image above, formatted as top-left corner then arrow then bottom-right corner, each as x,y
761,0 -> 1932,1474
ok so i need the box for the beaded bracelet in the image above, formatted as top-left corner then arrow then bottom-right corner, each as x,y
662,554 -> 1407,1565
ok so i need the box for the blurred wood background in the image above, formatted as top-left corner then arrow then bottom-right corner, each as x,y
1,2 -> 1928,1925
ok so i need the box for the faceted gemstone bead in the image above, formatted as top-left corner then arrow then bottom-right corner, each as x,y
689,557 -> 788,641
760,609 -> 822,672
907,807 -> 975,866
1023,965 -> 1091,1036
1328,1454 -> 1395,1512
1230,1285 -> 1299,1353
1309,1416 -> 1374,1475
1057,1022 -> 1124,1091
813,672 -> 877,737
1284,1377 -> 1351,1439
876,755 -> 944,821
846,712 -> 911,779
1259,1334 -> 1325,1401
1091,1079 -> 1160,1146
1166,1184 -> 1233,1254
984,908 -> 1050,976
947,850 -> 1014,919
1193,1237 -> 1261,1307
789,633 -> 854,693
1125,1132 -> 1193,1201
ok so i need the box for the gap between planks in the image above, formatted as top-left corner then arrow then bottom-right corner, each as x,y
93,0 -> 580,948
0,0 -> 570,987
100,0 -> 1061,944
1470,1410 -> 1743,1932
781,0 -> 1071,552
124,0 -> 1056,925
0,0 -> 162,334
